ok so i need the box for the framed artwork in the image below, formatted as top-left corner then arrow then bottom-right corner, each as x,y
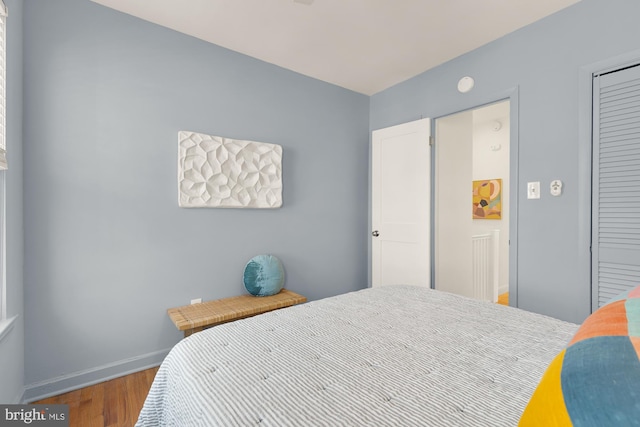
472,179 -> 502,220
178,131 -> 283,208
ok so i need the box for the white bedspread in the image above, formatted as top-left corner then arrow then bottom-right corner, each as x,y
137,285 -> 577,426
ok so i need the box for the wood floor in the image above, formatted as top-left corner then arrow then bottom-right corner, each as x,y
498,292 -> 509,306
33,367 -> 159,427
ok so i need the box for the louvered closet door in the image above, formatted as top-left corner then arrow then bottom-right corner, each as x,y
593,64 -> 640,310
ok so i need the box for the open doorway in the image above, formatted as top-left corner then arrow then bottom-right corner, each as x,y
434,100 -> 510,304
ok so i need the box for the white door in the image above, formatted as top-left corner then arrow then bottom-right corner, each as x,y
372,118 -> 431,287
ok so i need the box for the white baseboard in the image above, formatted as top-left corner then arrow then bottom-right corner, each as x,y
23,348 -> 171,403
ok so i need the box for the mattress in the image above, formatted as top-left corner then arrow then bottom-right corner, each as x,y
136,285 -> 578,426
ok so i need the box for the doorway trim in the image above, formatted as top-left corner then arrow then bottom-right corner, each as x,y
430,87 -> 520,306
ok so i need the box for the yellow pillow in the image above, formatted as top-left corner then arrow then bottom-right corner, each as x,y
519,286 -> 640,426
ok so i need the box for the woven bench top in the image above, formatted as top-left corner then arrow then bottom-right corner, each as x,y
167,289 -> 307,332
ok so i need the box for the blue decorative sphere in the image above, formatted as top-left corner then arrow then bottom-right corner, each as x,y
243,255 -> 285,296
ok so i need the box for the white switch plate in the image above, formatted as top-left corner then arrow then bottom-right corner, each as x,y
527,181 -> 540,199
550,180 -> 563,196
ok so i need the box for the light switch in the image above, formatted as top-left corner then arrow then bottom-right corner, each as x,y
527,181 -> 540,199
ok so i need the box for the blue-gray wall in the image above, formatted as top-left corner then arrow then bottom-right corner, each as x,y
0,0 -> 24,404
22,0 -> 369,398
371,0 -> 640,324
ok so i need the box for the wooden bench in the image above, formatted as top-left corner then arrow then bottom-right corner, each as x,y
167,289 -> 307,337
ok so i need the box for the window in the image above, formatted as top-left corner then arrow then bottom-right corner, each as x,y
0,174 -> 5,328
0,0 -> 8,335
0,1 -> 6,170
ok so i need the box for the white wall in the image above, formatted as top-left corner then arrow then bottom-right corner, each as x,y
472,102 -> 510,294
435,101 -> 510,300
435,111 -> 473,297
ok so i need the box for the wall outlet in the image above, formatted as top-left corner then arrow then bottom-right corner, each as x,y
190,298 -> 202,305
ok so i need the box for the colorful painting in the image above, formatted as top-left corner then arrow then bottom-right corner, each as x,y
472,179 -> 502,220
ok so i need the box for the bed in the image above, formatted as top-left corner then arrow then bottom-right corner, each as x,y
136,284 -> 640,426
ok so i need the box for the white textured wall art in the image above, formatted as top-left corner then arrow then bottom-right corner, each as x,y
178,131 -> 283,208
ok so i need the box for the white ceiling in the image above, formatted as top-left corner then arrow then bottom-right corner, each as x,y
91,0 -> 581,95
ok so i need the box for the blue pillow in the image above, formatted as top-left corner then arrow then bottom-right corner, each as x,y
243,255 -> 285,297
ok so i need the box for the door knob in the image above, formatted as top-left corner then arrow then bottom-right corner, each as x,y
372,230 -> 380,237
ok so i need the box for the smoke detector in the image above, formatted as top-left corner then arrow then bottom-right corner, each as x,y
457,76 -> 474,93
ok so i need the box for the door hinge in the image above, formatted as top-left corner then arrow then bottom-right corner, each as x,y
429,136 -> 435,147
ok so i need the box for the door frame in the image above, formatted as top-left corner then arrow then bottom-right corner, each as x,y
430,87 -> 520,306
579,48 -> 640,313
